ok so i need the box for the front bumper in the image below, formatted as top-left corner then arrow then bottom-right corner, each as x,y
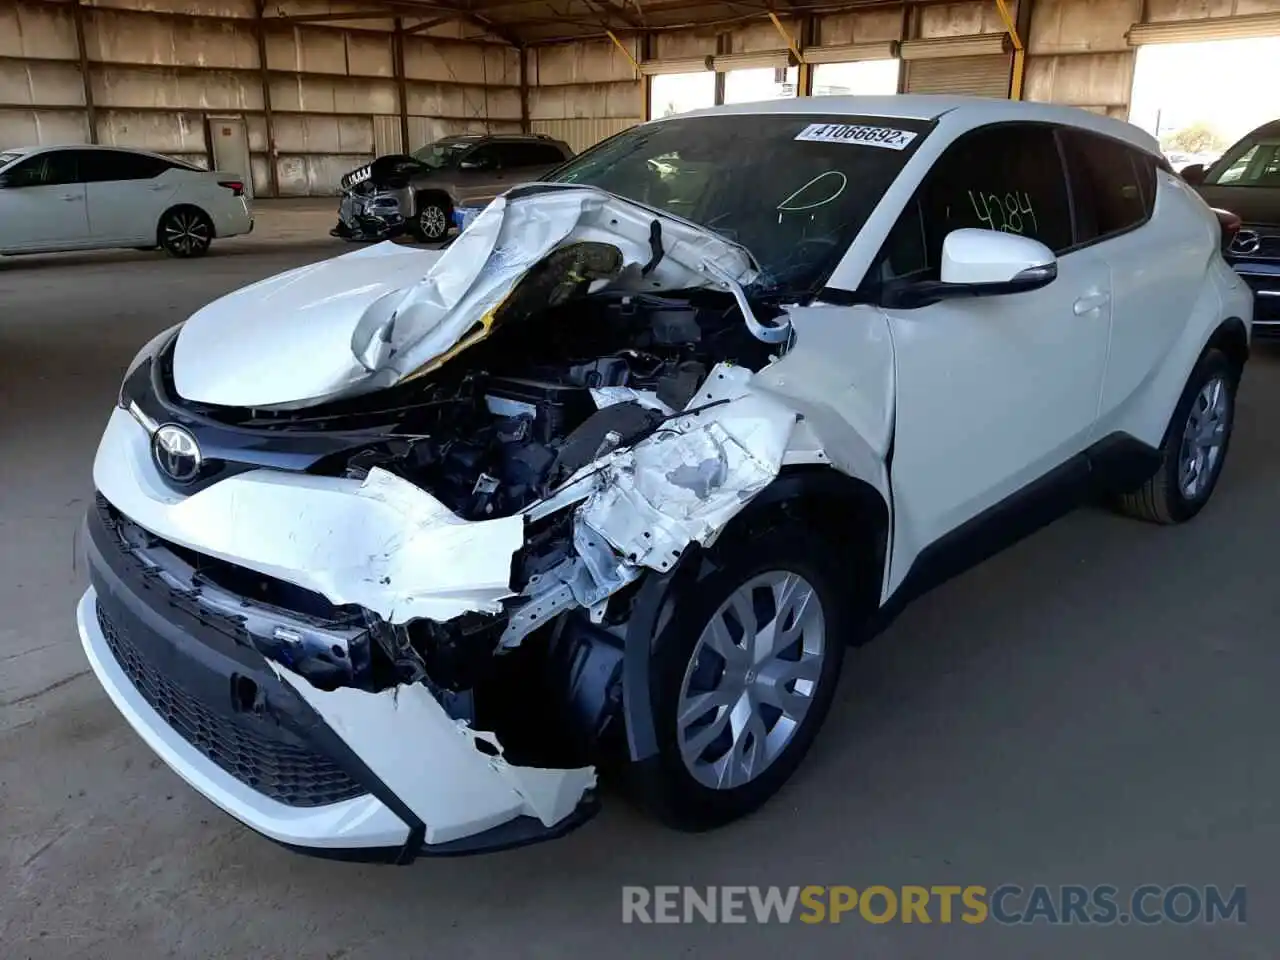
332,191 -> 407,242
1228,259 -> 1280,337
78,492 -> 598,861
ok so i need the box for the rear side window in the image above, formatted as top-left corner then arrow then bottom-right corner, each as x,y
1059,130 -> 1152,242
879,123 -> 1073,280
521,142 -> 571,165
77,149 -> 169,182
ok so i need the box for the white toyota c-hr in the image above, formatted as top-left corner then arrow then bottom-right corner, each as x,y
78,96 -> 1251,862
0,144 -> 252,258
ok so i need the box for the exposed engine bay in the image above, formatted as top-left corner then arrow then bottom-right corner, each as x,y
133,227 -> 797,770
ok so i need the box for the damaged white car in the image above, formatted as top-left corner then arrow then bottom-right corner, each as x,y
79,97 -> 1252,861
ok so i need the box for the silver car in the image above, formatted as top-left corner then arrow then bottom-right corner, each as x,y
333,133 -> 574,243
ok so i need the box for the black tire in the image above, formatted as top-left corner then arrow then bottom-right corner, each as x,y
159,207 -> 213,258
411,195 -> 451,243
629,525 -> 849,831
1117,347 -> 1238,524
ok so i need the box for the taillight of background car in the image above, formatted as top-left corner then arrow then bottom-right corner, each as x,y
1212,208 -> 1242,254
218,180 -> 245,198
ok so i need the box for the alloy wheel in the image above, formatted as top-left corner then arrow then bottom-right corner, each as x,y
676,570 -> 826,791
163,211 -> 211,256
419,205 -> 449,241
1178,374 -> 1231,500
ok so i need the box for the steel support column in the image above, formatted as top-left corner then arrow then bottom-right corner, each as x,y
254,0 -> 280,196
394,18 -> 411,151
72,0 -> 97,143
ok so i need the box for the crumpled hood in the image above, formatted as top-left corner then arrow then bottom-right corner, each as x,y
172,186 -> 759,409
173,242 -> 444,408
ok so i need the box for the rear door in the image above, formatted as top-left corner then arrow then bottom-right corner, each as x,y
1057,128 -> 1205,430
80,149 -> 176,245
0,150 -> 89,251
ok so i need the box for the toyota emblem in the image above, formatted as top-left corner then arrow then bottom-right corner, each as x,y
1231,230 -> 1261,256
153,424 -> 202,482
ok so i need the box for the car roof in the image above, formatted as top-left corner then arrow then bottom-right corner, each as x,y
3,143 -> 191,163
657,95 -> 1162,157
436,134 -> 564,144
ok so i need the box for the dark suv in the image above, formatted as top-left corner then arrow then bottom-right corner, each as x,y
332,133 -> 574,243
1183,119 -> 1280,336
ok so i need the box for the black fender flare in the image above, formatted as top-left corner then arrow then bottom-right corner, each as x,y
618,465 -> 890,762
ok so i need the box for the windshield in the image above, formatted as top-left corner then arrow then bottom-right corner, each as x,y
545,114 -> 933,296
412,139 -> 475,170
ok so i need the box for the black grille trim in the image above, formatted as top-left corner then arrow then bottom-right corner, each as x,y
97,601 -> 367,809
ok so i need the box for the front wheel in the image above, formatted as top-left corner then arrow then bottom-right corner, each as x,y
159,208 -> 213,258
1117,348 -> 1238,524
631,527 -> 848,831
412,198 -> 451,243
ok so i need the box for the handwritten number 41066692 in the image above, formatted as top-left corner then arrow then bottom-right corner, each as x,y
968,190 -> 1039,236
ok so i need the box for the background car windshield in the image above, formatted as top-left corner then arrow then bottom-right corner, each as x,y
412,140 -> 473,169
546,114 -> 933,296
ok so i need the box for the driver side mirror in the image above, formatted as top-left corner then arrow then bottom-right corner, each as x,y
1180,163 -> 1207,185
884,228 -> 1058,308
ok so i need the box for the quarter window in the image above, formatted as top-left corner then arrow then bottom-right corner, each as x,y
1059,130 -> 1151,242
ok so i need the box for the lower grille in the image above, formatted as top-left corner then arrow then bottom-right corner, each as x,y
97,603 -> 366,808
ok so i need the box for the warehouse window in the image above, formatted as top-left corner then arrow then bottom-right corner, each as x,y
727,65 -> 793,103
723,66 -> 798,104
649,73 -> 715,119
1130,37 -> 1280,171
812,59 -> 899,96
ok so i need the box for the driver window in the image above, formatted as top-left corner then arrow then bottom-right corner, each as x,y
4,151 -> 77,188
879,123 -> 1073,283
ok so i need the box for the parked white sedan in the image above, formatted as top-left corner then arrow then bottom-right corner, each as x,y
79,96 -> 1251,861
0,144 -> 252,258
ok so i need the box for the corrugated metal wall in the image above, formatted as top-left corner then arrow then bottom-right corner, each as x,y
528,39 -> 642,154
0,0 -> 522,196
7,0 -> 1280,190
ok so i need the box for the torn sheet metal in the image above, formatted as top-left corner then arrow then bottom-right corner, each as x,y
499,517 -> 640,648
94,408 -> 523,624
172,187 -> 759,409
577,365 -> 797,573
274,664 -> 596,845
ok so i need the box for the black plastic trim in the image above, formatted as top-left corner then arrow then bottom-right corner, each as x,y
620,544 -> 708,763
87,500 -> 430,862
262,795 -> 600,862
870,432 -> 1161,637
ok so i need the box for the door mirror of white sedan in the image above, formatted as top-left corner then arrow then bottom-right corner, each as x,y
883,228 -> 1058,309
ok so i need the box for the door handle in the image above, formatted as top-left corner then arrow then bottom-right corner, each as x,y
1073,292 -> 1110,315
59,193 -> 80,202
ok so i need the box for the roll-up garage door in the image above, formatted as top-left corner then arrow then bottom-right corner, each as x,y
1128,12 -> 1280,45
904,55 -> 1012,96
900,33 -> 1012,98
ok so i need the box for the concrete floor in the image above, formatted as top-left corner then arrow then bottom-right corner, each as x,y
2,212 -> 1278,959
